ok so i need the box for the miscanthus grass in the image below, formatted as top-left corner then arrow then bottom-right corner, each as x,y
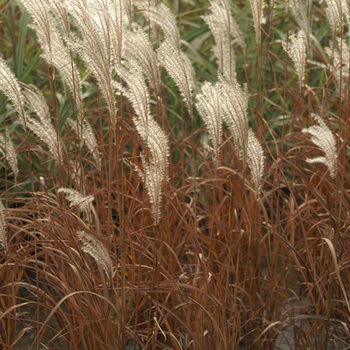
0,1 -> 349,349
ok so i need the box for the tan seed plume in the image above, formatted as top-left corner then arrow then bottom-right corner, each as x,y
0,202 -> 8,252
0,56 -> 27,125
302,114 -> 337,179
158,40 -> 195,118
77,231 -> 114,279
204,0 -> 245,83
280,30 -> 306,89
247,129 -> 264,196
58,188 -> 95,216
250,0 -> 263,45
23,85 -> 63,164
196,82 -> 223,167
0,131 -> 18,180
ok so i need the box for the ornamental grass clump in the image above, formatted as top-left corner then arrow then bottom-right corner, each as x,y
0,0 -> 349,349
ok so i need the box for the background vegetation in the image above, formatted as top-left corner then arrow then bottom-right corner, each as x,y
0,0 -> 349,349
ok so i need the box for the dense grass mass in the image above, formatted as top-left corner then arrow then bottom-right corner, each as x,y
0,0 -> 350,349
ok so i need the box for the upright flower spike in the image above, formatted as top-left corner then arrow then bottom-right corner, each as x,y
289,0 -> 310,40
280,30 -> 306,89
219,78 -> 249,163
138,2 -> 196,117
118,55 -> 169,224
133,117 -> 169,225
203,0 -> 245,84
247,129 -> 264,196
250,0 -> 263,45
0,56 -> 27,125
47,0 -> 71,37
23,0 -> 83,116
68,0 -> 117,121
0,131 -> 18,180
0,202 -> 8,252
302,114 -> 337,179
140,2 -> 181,50
158,40 -> 195,118
196,82 -> 222,167
116,60 -> 151,126
23,86 -> 63,164
325,0 -> 350,35
325,37 -> 350,85
123,26 -> 162,96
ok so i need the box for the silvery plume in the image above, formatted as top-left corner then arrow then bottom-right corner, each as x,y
302,114 -> 337,179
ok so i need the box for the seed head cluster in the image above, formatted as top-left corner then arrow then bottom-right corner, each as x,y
302,114 -> 338,179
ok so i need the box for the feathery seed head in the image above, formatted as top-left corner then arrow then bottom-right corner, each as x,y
134,117 -> 169,170
219,78 -> 249,162
68,0 -> 117,120
77,231 -> 114,279
196,82 -> 223,167
117,60 -> 151,126
247,129 -> 264,196
140,3 -> 180,50
0,132 -> 18,180
325,0 -> 350,35
280,30 -> 306,89
126,115 -> 169,225
0,202 -> 8,252
23,0 -> 83,115
204,0 -> 245,83
158,40 -> 195,118
123,27 -> 162,96
47,0 -> 71,37
205,0 -> 245,50
0,56 -> 27,125
23,86 -> 63,164
326,37 -> 350,85
68,119 -> 101,170
302,114 -> 337,179
139,154 -> 167,225
134,117 -> 169,224
25,117 -> 63,164
250,0 -> 263,44
23,85 -> 50,125
58,188 -> 95,215
289,0 -> 310,39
